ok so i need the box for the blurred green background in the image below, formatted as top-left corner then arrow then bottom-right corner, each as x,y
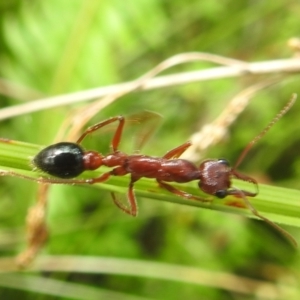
0,1 -> 300,299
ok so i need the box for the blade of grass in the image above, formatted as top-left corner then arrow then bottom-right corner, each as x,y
1,138 -> 300,228
0,256 -> 298,299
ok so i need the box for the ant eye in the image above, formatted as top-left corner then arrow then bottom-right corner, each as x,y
215,190 -> 228,198
218,158 -> 230,166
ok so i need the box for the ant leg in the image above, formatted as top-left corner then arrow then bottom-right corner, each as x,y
76,116 -> 125,152
228,188 -> 297,247
163,141 -> 192,159
157,179 -> 211,202
0,168 -> 113,185
0,170 -> 84,184
110,192 -> 136,216
230,170 -> 259,196
87,164 -> 130,184
2,166 -> 134,215
90,166 -> 137,216
2,167 -> 140,215
127,177 -> 138,216
110,176 -> 139,216
85,170 -> 116,183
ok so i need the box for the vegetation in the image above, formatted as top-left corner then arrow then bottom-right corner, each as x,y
0,1 -> 300,299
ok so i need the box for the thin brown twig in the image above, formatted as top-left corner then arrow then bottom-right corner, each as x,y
59,52 -> 250,141
0,55 -> 300,121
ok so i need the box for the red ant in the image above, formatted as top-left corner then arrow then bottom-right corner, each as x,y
3,94 -> 298,246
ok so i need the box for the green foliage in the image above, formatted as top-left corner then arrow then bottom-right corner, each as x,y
0,1 -> 300,299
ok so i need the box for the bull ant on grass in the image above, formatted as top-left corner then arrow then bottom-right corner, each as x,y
2,94 -> 298,246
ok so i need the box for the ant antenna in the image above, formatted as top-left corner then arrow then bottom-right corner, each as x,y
233,187 -> 298,247
234,93 -> 297,170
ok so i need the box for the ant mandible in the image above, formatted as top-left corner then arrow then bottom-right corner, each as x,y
7,94 -> 298,246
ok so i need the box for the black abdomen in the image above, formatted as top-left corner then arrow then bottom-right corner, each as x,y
33,142 -> 84,178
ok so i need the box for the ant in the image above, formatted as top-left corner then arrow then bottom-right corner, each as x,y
3,94 -> 297,246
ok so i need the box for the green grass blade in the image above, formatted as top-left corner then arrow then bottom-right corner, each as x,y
1,138 -> 300,229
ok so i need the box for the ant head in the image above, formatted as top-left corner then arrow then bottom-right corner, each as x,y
198,158 -> 232,197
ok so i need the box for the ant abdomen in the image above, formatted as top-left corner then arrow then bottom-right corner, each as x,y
33,142 -> 85,178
